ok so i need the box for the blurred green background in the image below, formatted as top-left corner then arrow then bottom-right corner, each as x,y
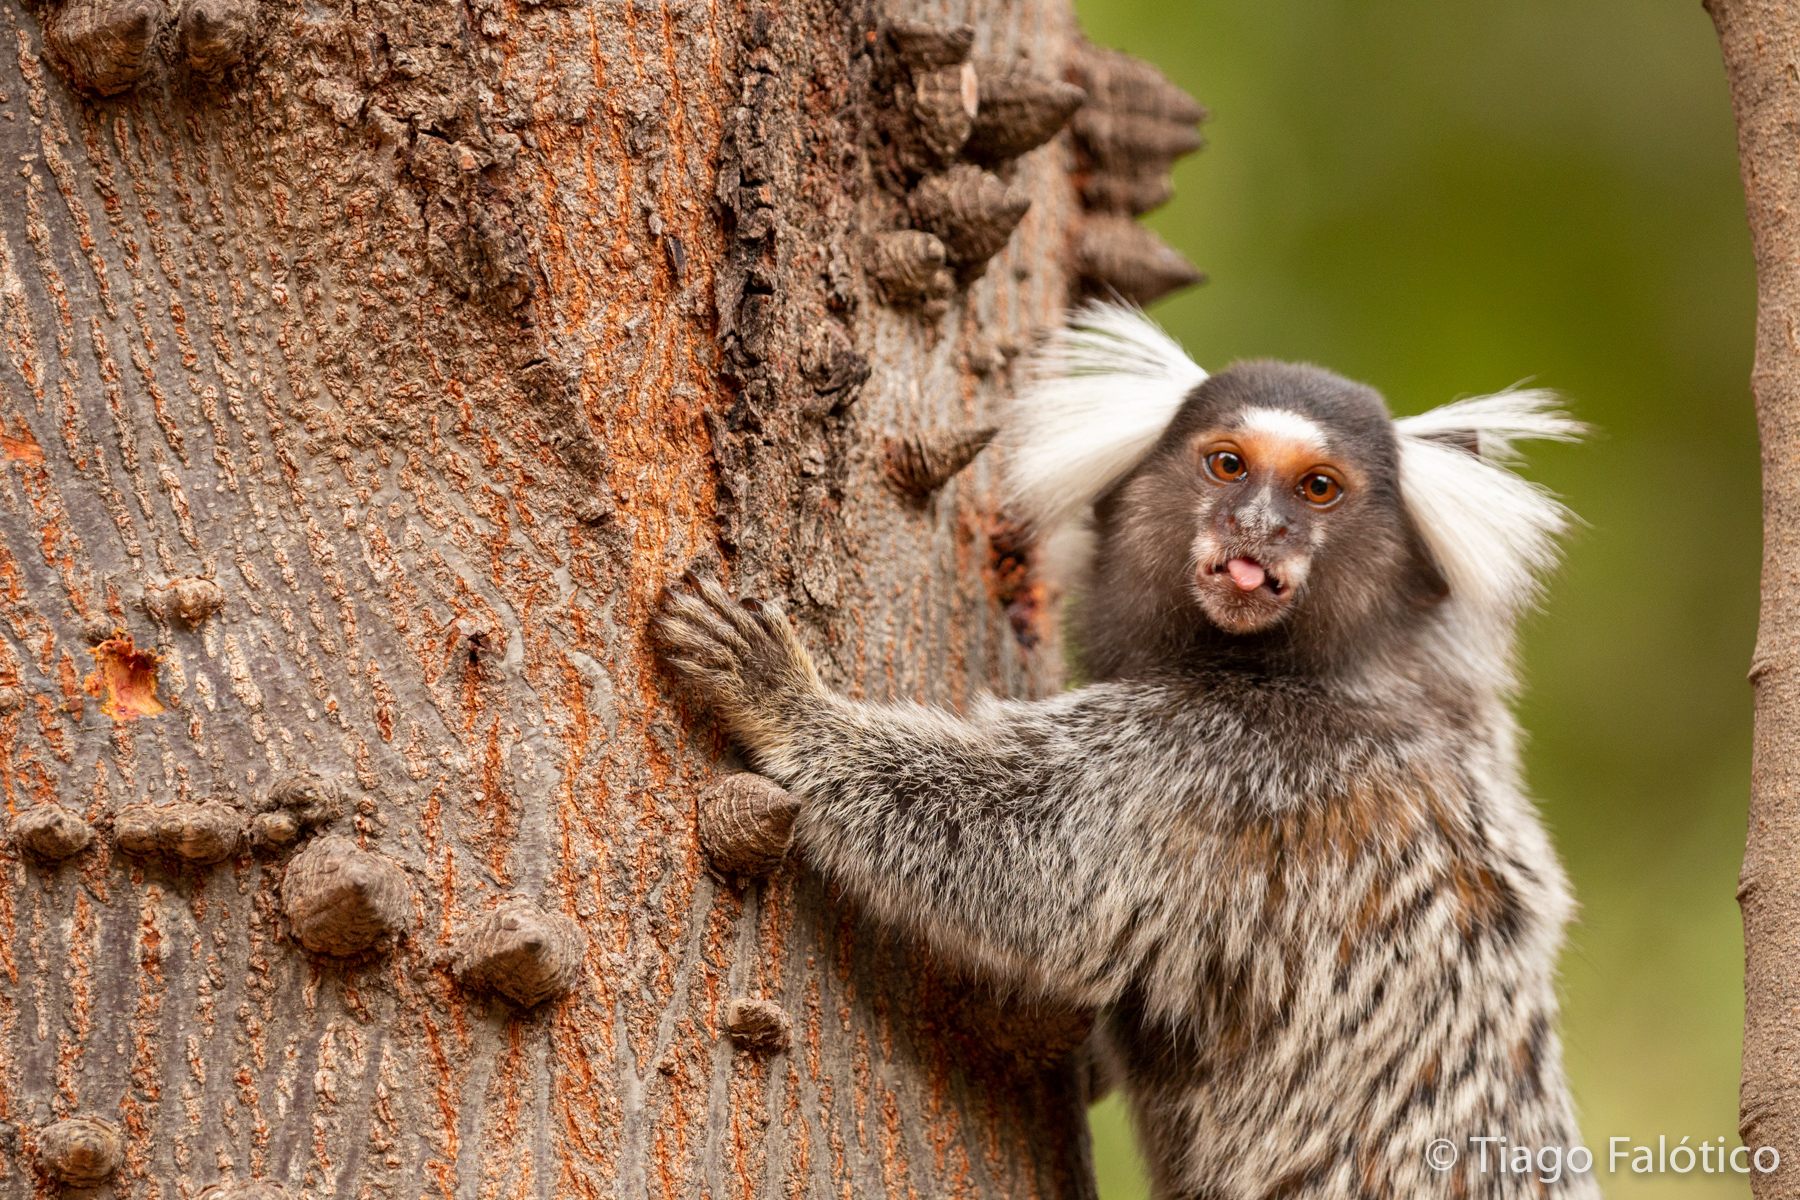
1065,2 -> 1758,1197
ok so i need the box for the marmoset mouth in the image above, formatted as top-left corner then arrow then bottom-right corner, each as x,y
1207,556 -> 1287,596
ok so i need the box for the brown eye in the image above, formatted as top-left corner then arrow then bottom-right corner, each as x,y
1299,472 -> 1342,507
1206,451 -> 1247,482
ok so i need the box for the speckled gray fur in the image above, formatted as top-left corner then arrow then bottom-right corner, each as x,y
658,353 -> 1595,1199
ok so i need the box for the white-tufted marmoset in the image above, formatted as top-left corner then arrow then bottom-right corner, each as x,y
657,303 -> 1595,1199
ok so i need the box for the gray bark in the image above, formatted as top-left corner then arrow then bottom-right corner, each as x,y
1708,3 -> 1800,1194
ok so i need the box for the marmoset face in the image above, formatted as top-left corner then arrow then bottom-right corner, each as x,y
1185,405 -> 1361,633
1086,361 -> 1446,675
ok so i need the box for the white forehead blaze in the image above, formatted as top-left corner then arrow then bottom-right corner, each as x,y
1238,407 -> 1328,450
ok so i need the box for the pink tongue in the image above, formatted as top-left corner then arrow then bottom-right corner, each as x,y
1227,558 -> 1267,591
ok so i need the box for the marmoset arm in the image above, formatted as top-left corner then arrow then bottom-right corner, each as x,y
657,575 -> 1206,1008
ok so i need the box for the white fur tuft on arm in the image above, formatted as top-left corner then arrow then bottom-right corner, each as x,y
1000,302 -> 1206,535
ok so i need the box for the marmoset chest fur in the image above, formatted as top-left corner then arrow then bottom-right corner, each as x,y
658,303 -> 1594,1200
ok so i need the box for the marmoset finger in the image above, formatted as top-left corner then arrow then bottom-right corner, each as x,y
652,616 -> 742,672
660,589 -> 755,660
690,575 -> 769,645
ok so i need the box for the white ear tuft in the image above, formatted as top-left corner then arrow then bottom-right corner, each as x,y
1395,389 -> 1582,686
1395,389 -> 1583,464
1000,301 -> 1205,535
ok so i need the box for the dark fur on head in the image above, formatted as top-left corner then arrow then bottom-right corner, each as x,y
1081,361 -> 1450,682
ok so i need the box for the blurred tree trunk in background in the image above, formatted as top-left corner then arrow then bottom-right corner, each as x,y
1709,3 -> 1800,1195
0,0 -> 1201,1190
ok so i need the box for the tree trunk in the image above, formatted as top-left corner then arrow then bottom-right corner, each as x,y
0,0 -> 1200,1191
1709,3 -> 1800,1193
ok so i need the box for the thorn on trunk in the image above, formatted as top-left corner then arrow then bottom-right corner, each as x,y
12,805 -> 95,862
1077,173 -> 1176,217
36,1117 -> 124,1186
452,897 -> 586,1007
454,619 -> 499,668
251,810 -> 300,849
963,61 -> 1086,164
1075,215 -> 1205,305
884,20 -> 974,70
725,996 -> 793,1052
868,230 -> 955,310
281,836 -> 413,956
115,801 -> 245,865
697,774 -> 799,877
179,0 -> 255,78
263,769 -> 344,827
908,166 -> 1031,278
1070,109 -> 1205,171
143,576 -> 226,628
1067,41 -> 1207,219
885,426 -> 998,499
910,62 -> 979,160
1068,40 -> 1208,126
44,0 -> 165,95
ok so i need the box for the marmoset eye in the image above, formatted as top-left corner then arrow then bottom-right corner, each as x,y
1299,472 -> 1342,506
1207,450 -> 1247,481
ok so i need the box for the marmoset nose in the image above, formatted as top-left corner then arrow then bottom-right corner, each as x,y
1223,507 -> 1289,542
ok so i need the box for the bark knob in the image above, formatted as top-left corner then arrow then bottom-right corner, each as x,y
250,811 -> 300,849
44,0 -> 165,95
724,997 -> 792,1052
144,577 -> 226,628
451,897 -> 586,1007
911,63 -> 979,161
908,165 -> 1031,274
884,20 -> 973,69
1074,216 -> 1205,306
36,1116 -> 123,1186
1068,40 -> 1207,125
115,801 -> 245,865
263,768 -> 344,827
1070,109 -> 1205,170
13,805 -> 95,862
1078,174 -> 1176,219
697,774 -> 799,877
884,426 -> 997,499
196,1183 -> 293,1199
179,0 -> 254,77
1066,41 -> 1207,220
282,836 -> 413,956
964,61 -> 1087,164
868,230 -> 955,309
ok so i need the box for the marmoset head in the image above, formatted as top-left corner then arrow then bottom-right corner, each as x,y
1085,362 -> 1448,675
1002,303 -> 1578,688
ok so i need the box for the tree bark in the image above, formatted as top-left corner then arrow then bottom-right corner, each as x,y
0,0 -> 1200,1192
1708,3 -> 1800,1193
